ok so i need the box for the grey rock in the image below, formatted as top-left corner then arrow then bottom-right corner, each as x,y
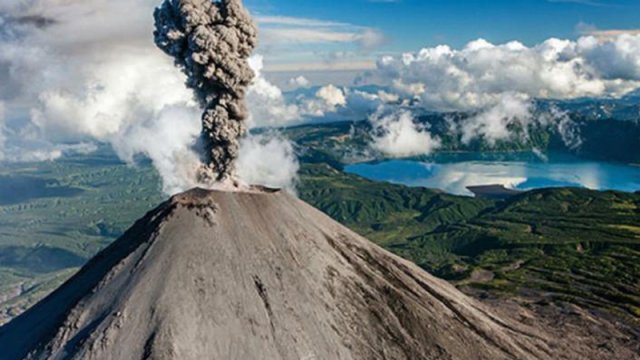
0,189 -> 573,359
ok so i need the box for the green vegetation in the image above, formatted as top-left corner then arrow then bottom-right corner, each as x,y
0,130 -> 639,326
299,164 -> 640,324
0,148 -> 164,322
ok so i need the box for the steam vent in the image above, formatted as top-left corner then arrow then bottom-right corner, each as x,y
0,189 -> 578,359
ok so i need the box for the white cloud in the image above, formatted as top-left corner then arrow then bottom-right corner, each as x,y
288,75 -> 310,88
264,60 -> 376,73
579,34 -> 640,80
441,94 -> 584,148
356,29 -> 386,49
339,89 -> 403,119
0,101 -> 5,161
256,13 -> 384,73
369,108 -> 441,157
458,93 -> 533,145
577,22 -> 640,40
237,133 -> 299,192
0,0 -> 205,194
258,15 -> 385,50
247,57 -> 385,126
27,51 -> 196,141
247,56 -> 356,125
247,55 -> 301,127
0,137 -> 99,163
368,35 -> 640,148
263,28 -> 361,45
316,85 -> 347,107
552,108 -> 583,149
376,35 -> 640,112
256,16 -> 349,28
298,85 -> 347,117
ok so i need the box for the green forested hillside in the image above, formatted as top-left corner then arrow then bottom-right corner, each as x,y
299,163 -> 640,323
0,150 -> 163,321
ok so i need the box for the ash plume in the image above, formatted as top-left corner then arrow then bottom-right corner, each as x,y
154,0 -> 257,183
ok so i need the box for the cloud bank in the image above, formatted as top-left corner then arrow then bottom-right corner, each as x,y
376,35 -> 640,111
360,35 -> 640,150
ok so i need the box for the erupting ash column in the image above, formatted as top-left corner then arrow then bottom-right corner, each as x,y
154,0 -> 257,183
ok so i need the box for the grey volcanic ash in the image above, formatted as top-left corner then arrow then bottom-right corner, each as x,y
154,0 -> 258,184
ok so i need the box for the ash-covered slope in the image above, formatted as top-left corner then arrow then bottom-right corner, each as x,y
1,188 -> 565,360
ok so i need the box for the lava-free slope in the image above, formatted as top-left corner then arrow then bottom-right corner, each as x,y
0,188 -> 561,360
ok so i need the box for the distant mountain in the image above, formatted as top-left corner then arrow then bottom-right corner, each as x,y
279,104 -> 640,164
542,96 -> 640,123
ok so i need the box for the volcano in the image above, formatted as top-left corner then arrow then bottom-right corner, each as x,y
0,188 -> 568,359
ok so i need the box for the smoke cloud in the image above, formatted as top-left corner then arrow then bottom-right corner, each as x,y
111,105 -> 203,195
0,0 -> 302,194
154,0 -> 258,183
0,0 -> 208,194
236,133 -> 299,191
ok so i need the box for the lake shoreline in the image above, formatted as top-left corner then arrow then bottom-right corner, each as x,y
347,150 -> 640,169
345,152 -> 640,196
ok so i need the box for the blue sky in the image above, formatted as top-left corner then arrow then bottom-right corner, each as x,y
246,0 -> 640,79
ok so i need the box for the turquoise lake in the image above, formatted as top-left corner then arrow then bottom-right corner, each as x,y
345,153 -> 640,196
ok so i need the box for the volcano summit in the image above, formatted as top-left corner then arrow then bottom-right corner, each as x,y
0,188 -> 584,360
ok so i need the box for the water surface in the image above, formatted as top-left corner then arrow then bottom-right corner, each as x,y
345,153 -> 640,196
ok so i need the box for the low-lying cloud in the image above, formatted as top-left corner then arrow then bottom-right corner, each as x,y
457,93 -> 534,145
442,94 -> 583,150
370,108 -> 441,157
